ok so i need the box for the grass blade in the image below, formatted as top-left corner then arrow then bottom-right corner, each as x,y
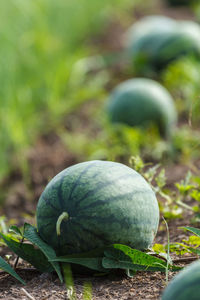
0,256 -> 25,284
181,226 -> 200,237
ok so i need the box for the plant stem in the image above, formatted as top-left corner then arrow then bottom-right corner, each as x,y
56,212 -> 69,236
63,263 -> 77,300
14,237 -> 24,270
172,256 -> 198,263
176,199 -> 194,211
163,217 -> 170,285
83,281 -> 92,300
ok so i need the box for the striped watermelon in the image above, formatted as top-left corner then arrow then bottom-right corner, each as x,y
36,160 -> 159,255
162,260 -> 200,300
106,78 -> 177,138
165,0 -> 195,6
125,16 -> 200,75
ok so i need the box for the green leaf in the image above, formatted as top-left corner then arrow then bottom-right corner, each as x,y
51,248 -> 108,272
155,169 -> 166,189
152,243 -> 166,253
53,257 -> 104,272
102,244 -> 181,272
181,226 -> 200,238
182,235 -> 200,247
187,247 -> 200,256
0,256 -> 25,285
145,164 -> 160,183
190,190 -> 200,202
9,225 -> 23,237
0,233 -> 53,273
129,156 -> 145,172
23,223 -> 63,282
169,243 -> 190,255
51,244 -> 182,274
175,183 -> 195,194
102,257 -> 163,272
150,246 -> 172,265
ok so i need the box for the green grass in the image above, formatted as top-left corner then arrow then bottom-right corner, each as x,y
0,0 -> 133,180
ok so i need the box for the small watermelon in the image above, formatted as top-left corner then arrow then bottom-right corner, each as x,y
165,0 -> 196,6
125,16 -> 176,46
162,259 -> 200,300
36,160 -> 159,255
106,78 -> 177,138
125,16 -> 200,75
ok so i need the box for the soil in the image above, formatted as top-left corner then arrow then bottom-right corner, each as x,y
0,268 -> 173,300
0,1 -> 199,299
0,268 -> 175,300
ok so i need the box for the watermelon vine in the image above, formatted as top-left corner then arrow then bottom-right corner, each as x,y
56,212 -> 69,236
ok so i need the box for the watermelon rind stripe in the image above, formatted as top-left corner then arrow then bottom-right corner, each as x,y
78,189 -> 154,212
65,224 -> 94,250
79,190 -> 153,210
43,196 -> 60,212
37,214 -> 57,220
72,172 -> 142,209
56,176 -> 65,210
37,190 -> 154,220
71,220 -> 112,244
67,161 -> 98,202
39,223 -> 56,245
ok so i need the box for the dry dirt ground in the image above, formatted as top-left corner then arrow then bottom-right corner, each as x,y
0,268 -> 175,300
0,1 -> 199,299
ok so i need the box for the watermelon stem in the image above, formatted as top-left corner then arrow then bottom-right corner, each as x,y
56,212 -> 69,236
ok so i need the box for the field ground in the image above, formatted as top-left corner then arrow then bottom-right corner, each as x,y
0,1 -> 200,299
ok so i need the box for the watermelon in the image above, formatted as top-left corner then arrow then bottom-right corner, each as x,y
125,16 -> 200,75
162,259 -> 200,300
36,160 -> 159,255
106,78 -> 177,138
165,0 -> 196,6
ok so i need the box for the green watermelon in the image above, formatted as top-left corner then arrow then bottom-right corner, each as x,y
106,78 -> 177,138
125,16 -> 176,45
165,0 -> 196,6
36,160 -> 159,255
125,16 -> 200,75
162,259 -> 200,300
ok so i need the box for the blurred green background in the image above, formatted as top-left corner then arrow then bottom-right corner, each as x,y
1,0 -> 200,208
0,0 -> 133,180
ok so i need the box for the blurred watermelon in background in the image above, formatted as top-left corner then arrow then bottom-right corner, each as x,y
165,0 -> 197,7
106,78 -> 177,139
125,15 -> 200,76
